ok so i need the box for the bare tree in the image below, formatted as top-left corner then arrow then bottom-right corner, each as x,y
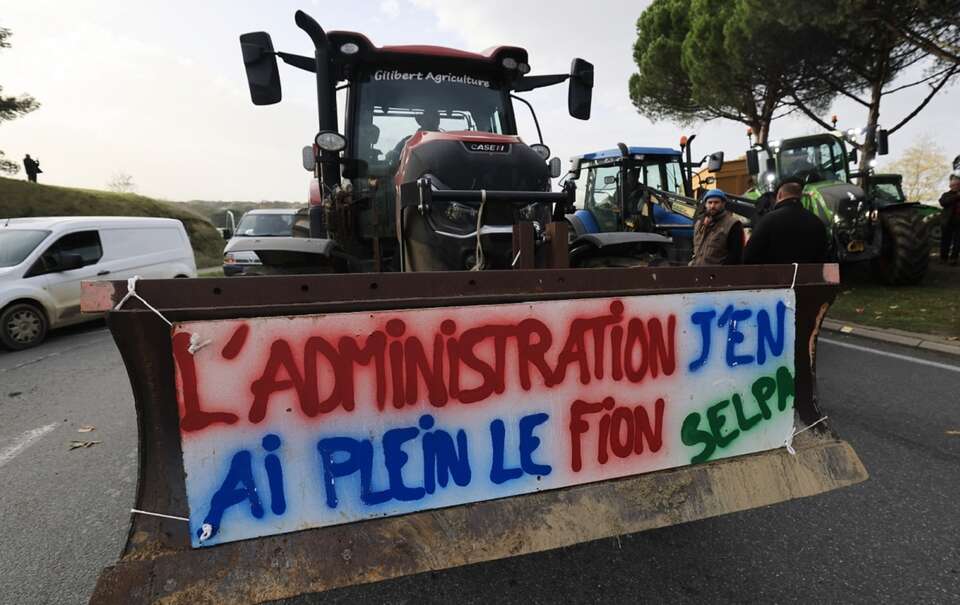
885,134 -> 951,203
107,172 -> 137,193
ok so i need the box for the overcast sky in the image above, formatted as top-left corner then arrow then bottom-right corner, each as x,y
2,0 -> 957,202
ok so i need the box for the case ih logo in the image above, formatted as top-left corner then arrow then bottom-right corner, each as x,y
466,142 -> 509,153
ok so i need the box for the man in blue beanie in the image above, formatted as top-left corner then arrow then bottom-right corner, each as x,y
690,189 -> 744,265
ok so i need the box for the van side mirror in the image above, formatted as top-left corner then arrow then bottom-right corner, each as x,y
877,129 -> 889,155
568,58 -> 593,120
549,157 -> 562,178
746,149 -> 759,175
302,145 -> 316,171
706,151 -> 724,172
57,252 -> 85,271
240,32 -> 282,105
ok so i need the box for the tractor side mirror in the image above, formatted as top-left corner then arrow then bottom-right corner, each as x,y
549,157 -> 562,179
746,149 -> 759,175
302,145 -> 316,171
849,148 -> 858,164
240,32 -> 282,105
567,157 -> 582,180
877,129 -> 889,155
706,151 -> 724,172
568,58 -> 593,120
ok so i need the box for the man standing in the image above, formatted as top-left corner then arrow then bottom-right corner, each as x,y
939,173 -> 960,265
690,189 -> 743,265
22,154 -> 41,183
743,179 -> 828,264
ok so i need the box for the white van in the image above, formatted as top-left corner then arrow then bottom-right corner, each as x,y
222,208 -> 303,275
0,216 -> 197,350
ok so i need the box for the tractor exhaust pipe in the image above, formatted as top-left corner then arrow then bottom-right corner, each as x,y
295,10 -> 340,237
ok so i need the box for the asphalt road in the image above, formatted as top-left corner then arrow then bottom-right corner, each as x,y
0,324 -> 957,604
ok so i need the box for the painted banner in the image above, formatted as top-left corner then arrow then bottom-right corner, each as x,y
173,289 -> 796,547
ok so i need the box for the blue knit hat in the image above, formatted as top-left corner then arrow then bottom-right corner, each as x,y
703,189 -> 727,201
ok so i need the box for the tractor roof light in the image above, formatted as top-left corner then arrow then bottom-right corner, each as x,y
518,62 -> 531,74
765,172 -> 776,183
340,42 -> 360,55
502,57 -> 518,69
315,131 -> 347,152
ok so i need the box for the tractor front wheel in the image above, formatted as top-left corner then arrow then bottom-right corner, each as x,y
872,210 -> 930,285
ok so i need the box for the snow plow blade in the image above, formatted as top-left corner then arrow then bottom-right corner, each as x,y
81,264 -> 866,604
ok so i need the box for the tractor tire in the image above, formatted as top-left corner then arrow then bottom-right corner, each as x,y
1,302 -> 49,350
872,210 -> 930,286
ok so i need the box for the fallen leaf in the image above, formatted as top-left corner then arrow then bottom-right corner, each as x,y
888,305 -> 899,310
855,307 -> 864,314
69,440 -> 102,450
948,337 -> 959,341
77,425 -> 96,433
840,326 -> 855,334
946,430 -> 960,436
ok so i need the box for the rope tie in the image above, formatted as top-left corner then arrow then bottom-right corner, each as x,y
114,276 -> 210,355
471,190 -> 487,271
783,416 -> 828,456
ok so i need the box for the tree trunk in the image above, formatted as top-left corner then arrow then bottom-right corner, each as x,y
858,80 -> 882,176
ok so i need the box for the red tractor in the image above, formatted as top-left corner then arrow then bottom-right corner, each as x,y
237,11 -> 593,273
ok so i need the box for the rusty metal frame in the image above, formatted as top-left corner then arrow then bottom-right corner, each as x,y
82,264 -> 866,604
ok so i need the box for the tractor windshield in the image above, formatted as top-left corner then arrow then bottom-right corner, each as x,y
639,156 -> 685,195
778,138 -> 847,183
870,179 -> 907,207
354,73 -> 510,172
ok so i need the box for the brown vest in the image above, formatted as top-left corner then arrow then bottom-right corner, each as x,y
691,211 -> 738,266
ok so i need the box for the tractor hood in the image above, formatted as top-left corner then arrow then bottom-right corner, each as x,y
395,131 -> 550,191
811,182 -> 867,222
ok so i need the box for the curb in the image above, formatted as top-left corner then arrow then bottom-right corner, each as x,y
821,318 -> 960,357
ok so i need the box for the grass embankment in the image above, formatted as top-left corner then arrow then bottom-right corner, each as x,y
0,177 -> 224,268
829,260 -> 960,338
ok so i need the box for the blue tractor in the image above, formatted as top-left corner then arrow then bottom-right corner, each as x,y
564,141 -> 749,266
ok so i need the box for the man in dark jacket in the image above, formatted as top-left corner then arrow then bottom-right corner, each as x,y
940,173 -> 960,265
743,180 -> 828,264
23,154 -> 41,183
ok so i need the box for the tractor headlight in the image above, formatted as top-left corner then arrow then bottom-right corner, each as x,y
428,201 -> 479,235
315,131 -> 347,152
530,144 -> 551,160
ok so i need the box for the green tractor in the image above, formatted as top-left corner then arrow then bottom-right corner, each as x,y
744,131 -> 929,285
862,172 -> 941,249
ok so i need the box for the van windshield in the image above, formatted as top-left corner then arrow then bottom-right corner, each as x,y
235,213 -> 296,237
0,229 -> 50,267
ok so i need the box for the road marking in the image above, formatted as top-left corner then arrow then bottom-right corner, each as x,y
0,423 -> 58,469
820,338 -> 960,373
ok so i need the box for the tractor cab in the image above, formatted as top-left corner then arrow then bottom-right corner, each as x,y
239,13 -> 593,273
861,173 -> 918,210
564,145 -> 707,265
